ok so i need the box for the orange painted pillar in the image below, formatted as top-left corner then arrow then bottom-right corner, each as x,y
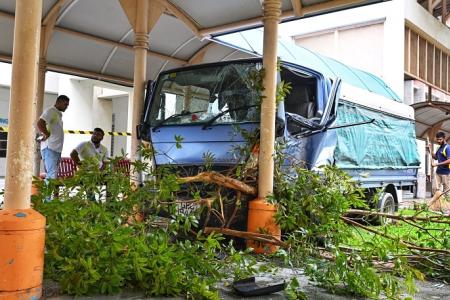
247,0 -> 282,253
0,1 -> 46,299
247,198 -> 281,253
0,210 -> 45,300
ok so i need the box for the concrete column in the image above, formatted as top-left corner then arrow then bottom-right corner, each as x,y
4,0 -> 43,209
258,0 -> 281,198
33,58 -> 47,176
130,0 -> 149,162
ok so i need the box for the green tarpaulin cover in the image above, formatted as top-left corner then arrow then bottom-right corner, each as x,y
334,101 -> 420,169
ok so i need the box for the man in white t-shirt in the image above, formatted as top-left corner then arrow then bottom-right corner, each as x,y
37,95 -> 70,179
70,128 -> 109,169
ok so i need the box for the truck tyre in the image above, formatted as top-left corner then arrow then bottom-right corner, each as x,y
375,192 -> 396,225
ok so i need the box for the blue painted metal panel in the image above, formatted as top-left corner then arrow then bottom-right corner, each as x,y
151,123 -> 258,165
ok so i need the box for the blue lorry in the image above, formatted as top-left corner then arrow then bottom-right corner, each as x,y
138,30 -> 420,215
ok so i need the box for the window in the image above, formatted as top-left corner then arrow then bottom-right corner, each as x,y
281,67 -> 319,134
149,62 -> 261,127
0,132 -> 7,158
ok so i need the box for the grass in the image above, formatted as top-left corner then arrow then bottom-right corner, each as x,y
345,209 -> 450,250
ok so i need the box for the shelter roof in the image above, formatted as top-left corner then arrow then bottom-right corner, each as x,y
412,101 -> 450,139
0,0 -> 388,87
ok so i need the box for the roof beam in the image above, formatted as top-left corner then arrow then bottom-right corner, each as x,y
291,0 -> 303,17
199,10 -> 295,37
41,0 -> 66,58
120,0 -> 164,33
42,0 -> 66,25
48,63 -> 133,86
199,0 -> 368,37
155,0 -> 201,37
187,42 -> 217,65
54,26 -> 186,64
0,9 -> 187,65
0,53 -> 132,86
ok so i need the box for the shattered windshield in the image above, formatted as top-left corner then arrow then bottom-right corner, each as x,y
149,62 -> 261,127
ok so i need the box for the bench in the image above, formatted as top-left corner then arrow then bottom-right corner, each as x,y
40,157 -> 131,179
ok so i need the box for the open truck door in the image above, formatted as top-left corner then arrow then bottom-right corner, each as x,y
282,77 -> 341,170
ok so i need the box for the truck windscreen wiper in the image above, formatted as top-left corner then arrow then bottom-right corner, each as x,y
152,110 -> 206,131
202,105 -> 257,129
285,112 -> 319,130
296,118 -> 376,138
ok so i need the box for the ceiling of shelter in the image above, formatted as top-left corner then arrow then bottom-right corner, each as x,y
0,0 -> 387,87
413,101 -> 450,139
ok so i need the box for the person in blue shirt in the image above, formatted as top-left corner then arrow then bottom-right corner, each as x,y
427,131 -> 450,194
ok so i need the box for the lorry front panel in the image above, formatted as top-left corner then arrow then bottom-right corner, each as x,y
151,123 -> 258,166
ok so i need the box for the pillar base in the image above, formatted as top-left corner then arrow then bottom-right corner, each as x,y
247,198 -> 281,254
0,209 -> 46,297
0,286 -> 42,300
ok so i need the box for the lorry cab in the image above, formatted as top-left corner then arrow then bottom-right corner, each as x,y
140,58 -> 336,169
139,39 -> 420,213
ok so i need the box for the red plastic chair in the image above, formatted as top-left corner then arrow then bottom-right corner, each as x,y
57,157 -> 76,179
40,157 -> 76,179
115,159 -> 131,175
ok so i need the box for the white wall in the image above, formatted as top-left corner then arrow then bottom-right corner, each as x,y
92,86 -> 113,154
281,0 -> 406,100
0,86 -> 57,176
111,95 -> 130,157
293,23 -> 385,78
0,63 -> 132,177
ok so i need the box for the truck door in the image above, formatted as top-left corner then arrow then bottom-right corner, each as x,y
283,77 -> 341,170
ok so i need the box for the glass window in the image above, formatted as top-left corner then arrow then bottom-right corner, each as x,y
149,62 -> 261,127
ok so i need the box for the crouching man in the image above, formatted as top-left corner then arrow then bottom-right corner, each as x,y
71,127 -> 108,168
71,128 -> 109,201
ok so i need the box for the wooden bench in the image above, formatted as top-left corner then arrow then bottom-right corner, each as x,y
40,157 -> 131,179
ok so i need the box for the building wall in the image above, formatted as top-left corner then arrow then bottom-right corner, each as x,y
281,0 -> 450,186
294,23 -> 384,78
283,0 -> 406,99
0,86 -> 58,177
111,95 -> 130,157
405,1 -> 450,49
404,3 -> 450,96
0,63 -> 132,177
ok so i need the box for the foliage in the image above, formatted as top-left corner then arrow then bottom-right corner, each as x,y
346,208 -> 450,281
269,165 -> 422,299
32,157 -> 260,298
30,60 -> 449,300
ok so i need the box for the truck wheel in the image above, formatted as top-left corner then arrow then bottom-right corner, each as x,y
375,192 -> 396,225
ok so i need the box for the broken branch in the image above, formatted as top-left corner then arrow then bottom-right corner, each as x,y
178,171 -> 257,195
204,227 -> 287,248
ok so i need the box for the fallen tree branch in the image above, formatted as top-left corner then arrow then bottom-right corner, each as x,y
178,171 -> 257,196
226,191 -> 242,228
158,198 -> 214,205
341,216 -> 450,255
346,209 -> 450,224
204,227 -> 287,248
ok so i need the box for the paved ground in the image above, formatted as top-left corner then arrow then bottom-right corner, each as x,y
43,271 -> 449,299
